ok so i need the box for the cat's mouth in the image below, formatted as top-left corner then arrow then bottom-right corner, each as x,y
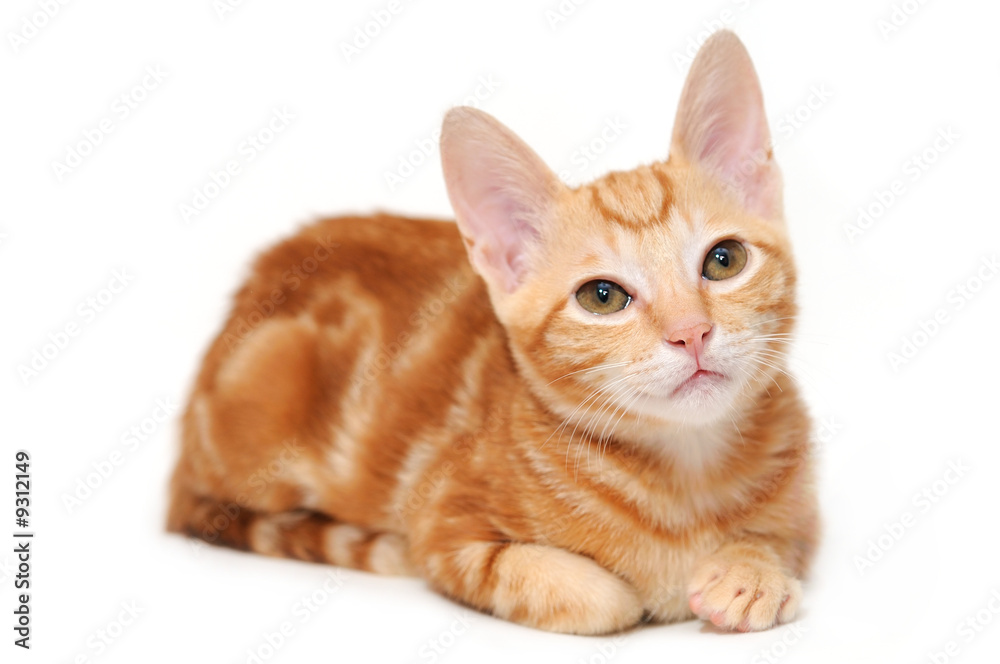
670,369 -> 726,397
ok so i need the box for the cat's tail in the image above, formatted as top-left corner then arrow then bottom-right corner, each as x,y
166,490 -> 416,576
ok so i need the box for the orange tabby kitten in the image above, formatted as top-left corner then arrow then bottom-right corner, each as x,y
167,30 -> 818,634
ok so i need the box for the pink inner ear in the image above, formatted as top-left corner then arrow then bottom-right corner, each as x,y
703,116 -> 777,218
482,192 -> 542,290
697,105 -> 761,174
672,32 -> 781,220
441,107 -> 559,293
699,126 -> 733,173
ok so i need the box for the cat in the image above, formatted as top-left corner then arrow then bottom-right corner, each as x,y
166,29 -> 818,635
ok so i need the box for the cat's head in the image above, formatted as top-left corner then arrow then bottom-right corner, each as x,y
441,31 -> 796,443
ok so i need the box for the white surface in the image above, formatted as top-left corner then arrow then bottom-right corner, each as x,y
3,1 -> 1000,662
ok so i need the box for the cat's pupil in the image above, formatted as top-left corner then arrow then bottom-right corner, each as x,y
597,283 -> 610,303
715,248 -> 730,267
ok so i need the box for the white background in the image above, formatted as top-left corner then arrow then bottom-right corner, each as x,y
3,0 -> 1000,662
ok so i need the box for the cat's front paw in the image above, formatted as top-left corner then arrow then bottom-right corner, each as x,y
687,551 -> 801,632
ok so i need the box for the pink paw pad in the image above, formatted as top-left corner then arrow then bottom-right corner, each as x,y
689,592 -> 702,614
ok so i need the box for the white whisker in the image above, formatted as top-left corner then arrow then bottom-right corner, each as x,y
544,361 -> 632,387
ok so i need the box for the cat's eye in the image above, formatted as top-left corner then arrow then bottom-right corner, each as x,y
702,240 -> 748,281
575,280 -> 632,315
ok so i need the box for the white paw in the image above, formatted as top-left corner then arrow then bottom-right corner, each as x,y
688,555 -> 801,631
492,544 -> 643,635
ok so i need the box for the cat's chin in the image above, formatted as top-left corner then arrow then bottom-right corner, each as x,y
631,372 -> 739,427
670,369 -> 726,398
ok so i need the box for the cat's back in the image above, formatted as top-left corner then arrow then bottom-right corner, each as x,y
173,214 -> 509,526
238,214 -> 475,324
200,214 -> 489,381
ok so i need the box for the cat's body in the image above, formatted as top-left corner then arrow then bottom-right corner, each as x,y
168,31 -> 818,634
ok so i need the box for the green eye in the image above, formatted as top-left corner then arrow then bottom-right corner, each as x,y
702,240 -> 748,281
576,280 -> 631,315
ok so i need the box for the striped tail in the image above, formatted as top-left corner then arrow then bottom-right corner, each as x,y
167,491 -> 415,576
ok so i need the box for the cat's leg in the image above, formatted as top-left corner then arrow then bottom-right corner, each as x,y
167,490 -> 415,576
687,539 -> 802,631
409,529 -> 643,635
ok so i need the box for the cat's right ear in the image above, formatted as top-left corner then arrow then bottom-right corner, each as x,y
441,107 -> 562,294
670,30 -> 782,221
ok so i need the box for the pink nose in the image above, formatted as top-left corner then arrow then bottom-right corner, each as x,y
667,322 -> 712,359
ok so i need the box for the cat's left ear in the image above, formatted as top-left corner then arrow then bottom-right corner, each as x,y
441,107 -> 563,293
670,30 -> 782,221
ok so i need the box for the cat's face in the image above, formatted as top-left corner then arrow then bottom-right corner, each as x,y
442,32 -> 793,443
502,164 -> 796,434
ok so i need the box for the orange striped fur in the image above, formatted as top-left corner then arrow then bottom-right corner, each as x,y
167,31 -> 818,634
